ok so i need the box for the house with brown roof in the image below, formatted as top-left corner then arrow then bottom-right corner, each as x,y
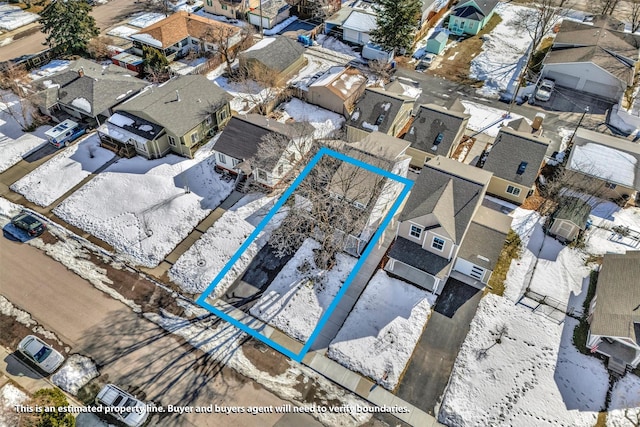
587,251 -> 640,374
478,118 -> 550,205
385,156 -> 512,294
130,11 -> 242,62
299,66 -> 367,117
540,16 -> 640,102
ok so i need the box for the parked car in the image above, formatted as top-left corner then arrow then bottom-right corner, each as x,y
415,53 -> 435,72
10,211 -> 46,237
96,384 -> 149,427
17,335 -> 64,374
535,78 -> 555,102
44,119 -> 86,148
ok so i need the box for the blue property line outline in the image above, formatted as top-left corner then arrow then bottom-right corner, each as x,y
196,147 -> 414,362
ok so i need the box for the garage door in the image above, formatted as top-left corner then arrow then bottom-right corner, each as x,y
584,80 -> 621,101
544,71 -> 580,89
453,258 -> 485,282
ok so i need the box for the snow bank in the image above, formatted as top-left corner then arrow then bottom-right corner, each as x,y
439,294 -> 608,426
0,383 -> 28,427
51,355 -> 99,395
328,271 -> 435,390
10,134 -> 115,207
54,145 -> 233,267
250,239 -> 357,342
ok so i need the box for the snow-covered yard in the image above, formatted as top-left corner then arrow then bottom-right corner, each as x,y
439,294 -> 609,426
250,239 -> 357,342
276,98 -> 344,139
210,74 -> 273,114
470,2 -> 534,98
328,271 -> 435,390
169,194 -> 280,296
53,140 -> 233,267
0,382 -> 28,427
461,100 -> 525,137
10,134 -> 115,207
608,373 -> 640,427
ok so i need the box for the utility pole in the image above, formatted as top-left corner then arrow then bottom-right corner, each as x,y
567,106 -> 589,151
258,0 -> 264,39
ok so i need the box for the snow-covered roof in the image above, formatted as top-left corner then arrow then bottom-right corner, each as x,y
243,37 -> 277,53
568,128 -> 640,189
98,122 -> 150,145
342,10 -> 377,33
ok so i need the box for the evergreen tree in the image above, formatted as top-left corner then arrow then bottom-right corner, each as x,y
25,388 -> 75,427
370,0 -> 422,54
39,0 -> 99,55
142,46 -> 171,82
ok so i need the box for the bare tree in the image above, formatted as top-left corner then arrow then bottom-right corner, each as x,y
263,142 -> 394,269
233,61 -> 287,114
630,0 -> 640,33
591,0 -> 620,15
511,0 -> 573,78
0,62 -> 44,132
200,25 -> 254,73
86,35 -> 116,61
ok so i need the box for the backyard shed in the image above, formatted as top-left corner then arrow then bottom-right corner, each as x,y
548,196 -> 591,242
426,30 -> 448,54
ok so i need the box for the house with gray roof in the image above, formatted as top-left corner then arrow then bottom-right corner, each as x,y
587,251 -> 640,374
342,9 -> 377,45
567,127 -> 640,201
238,36 -> 306,85
212,114 -> 315,189
403,98 -> 470,168
548,196 -> 592,243
31,58 -> 147,126
479,120 -> 550,205
346,87 -> 415,142
448,0 -> 499,35
386,156 -> 512,294
97,75 -> 231,159
540,16 -> 640,102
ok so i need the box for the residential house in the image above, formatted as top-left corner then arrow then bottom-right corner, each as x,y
328,132 -> 411,254
342,9 -> 377,45
540,16 -> 640,102
426,30 -> 448,54
479,119 -> 550,205
31,58 -> 147,126
403,98 -> 470,169
211,114 -> 315,188
97,75 -> 231,159
130,11 -> 242,62
203,0 -> 259,20
448,0 -> 499,36
548,196 -> 592,243
301,66 -> 367,117
587,251 -> 640,374
238,36 -> 306,85
566,127 -> 640,201
385,156 -> 512,293
247,0 -> 291,30
346,87 -> 415,142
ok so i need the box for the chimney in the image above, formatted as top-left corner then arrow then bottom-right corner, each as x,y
78,67 -> 84,78
176,90 -> 181,102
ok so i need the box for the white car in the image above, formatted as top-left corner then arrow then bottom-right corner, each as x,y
17,335 -> 64,374
535,79 -> 555,101
96,384 -> 149,427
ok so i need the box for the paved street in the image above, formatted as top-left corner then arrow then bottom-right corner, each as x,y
0,0 -> 149,62
0,232 -> 300,427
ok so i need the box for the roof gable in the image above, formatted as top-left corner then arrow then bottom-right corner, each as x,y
349,88 -> 413,134
239,36 -> 305,73
404,102 -> 469,157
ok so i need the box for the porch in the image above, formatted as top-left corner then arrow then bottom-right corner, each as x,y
385,259 -> 438,294
98,134 -> 137,158
594,338 -> 639,374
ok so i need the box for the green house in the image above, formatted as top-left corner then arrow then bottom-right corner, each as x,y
426,30 -> 448,54
448,0 -> 499,36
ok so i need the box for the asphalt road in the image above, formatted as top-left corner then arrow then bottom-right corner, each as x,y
0,229 -> 296,427
0,0 -> 149,62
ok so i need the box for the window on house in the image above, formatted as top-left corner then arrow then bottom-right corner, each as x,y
354,201 -> 366,210
257,170 -> 267,181
277,164 -> 284,175
432,237 -> 445,251
506,185 -> 521,196
168,136 -> 176,147
206,115 -> 213,125
517,161 -> 528,175
605,182 -> 617,189
409,225 -> 422,239
191,133 -> 198,144
221,4 -> 227,9
232,158 -> 239,167
218,152 -> 226,163
219,108 -> 228,121
206,0 -> 211,5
